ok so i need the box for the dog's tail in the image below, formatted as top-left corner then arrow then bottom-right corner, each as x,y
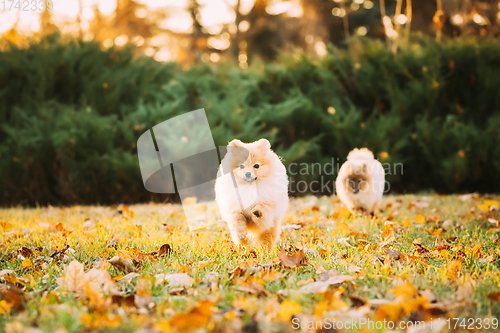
347,148 -> 374,161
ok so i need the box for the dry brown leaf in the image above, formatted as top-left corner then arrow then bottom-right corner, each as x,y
56,260 -> 119,297
327,274 -> 358,285
18,247 -> 34,258
155,273 -> 194,288
378,231 -> 396,249
0,285 -> 24,312
412,238 -> 429,254
111,294 -> 136,307
300,275 -> 357,294
261,270 -> 285,282
84,268 -> 119,295
0,269 -> 15,276
384,249 -> 402,260
56,260 -> 86,296
169,287 -> 186,295
121,247 -> 151,262
486,292 -> 500,302
157,244 -> 172,257
349,295 -> 367,308
299,281 -> 330,294
278,249 -> 308,268
237,281 -> 268,296
50,245 -> 70,258
108,256 -> 138,274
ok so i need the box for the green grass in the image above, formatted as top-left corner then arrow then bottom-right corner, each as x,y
1,194 -> 500,332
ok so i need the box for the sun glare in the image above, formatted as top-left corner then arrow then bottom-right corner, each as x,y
0,0 -> 250,36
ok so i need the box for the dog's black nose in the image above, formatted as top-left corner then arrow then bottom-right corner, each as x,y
245,172 -> 252,178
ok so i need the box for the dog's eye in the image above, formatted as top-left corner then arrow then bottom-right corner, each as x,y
239,164 -> 244,169
253,164 -> 260,169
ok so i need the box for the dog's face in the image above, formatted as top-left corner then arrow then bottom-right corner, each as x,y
344,163 -> 371,194
226,139 -> 273,184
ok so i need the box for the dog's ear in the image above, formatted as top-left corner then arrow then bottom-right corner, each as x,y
228,139 -> 244,147
345,162 -> 351,174
228,139 -> 249,160
256,138 -> 271,151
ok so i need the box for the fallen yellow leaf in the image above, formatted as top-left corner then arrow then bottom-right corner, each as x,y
446,260 -> 463,280
333,221 -> 352,234
153,320 -> 171,333
472,243 -> 482,258
478,204 -> 489,211
21,258 -> 32,270
278,299 -> 301,321
0,300 -> 12,314
337,206 -> 351,219
391,282 -> 418,301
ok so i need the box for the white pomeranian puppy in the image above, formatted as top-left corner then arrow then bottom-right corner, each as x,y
215,139 -> 288,249
335,148 -> 385,215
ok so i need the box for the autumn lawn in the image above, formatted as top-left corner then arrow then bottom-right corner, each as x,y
1,194 -> 500,333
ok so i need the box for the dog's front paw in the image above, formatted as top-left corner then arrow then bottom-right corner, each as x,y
251,209 -> 262,218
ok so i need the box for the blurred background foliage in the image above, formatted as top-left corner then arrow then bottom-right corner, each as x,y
0,0 -> 500,205
2,0 -> 500,64
1,34 -> 500,205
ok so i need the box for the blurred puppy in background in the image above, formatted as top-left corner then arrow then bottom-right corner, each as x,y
335,148 -> 385,215
215,139 -> 288,250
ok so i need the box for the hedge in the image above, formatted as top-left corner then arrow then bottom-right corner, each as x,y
1,34 -> 499,205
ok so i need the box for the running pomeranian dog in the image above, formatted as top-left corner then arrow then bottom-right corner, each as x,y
215,139 -> 288,249
335,148 -> 385,215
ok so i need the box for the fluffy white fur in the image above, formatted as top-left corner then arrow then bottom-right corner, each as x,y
215,139 -> 288,249
335,148 -> 385,215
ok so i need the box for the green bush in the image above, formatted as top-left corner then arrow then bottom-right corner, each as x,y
1,34 -> 499,205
